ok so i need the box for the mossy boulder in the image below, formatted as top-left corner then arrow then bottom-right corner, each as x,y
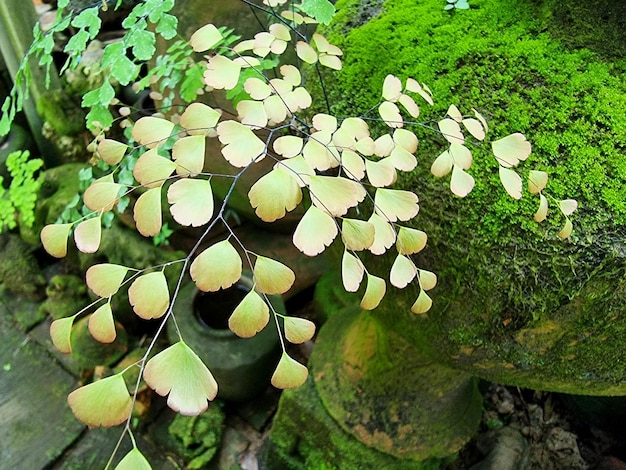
0,233 -> 45,300
317,0 -> 626,394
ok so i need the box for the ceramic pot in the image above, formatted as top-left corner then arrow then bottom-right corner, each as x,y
170,273 -> 283,402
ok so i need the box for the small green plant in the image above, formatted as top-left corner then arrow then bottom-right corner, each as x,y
445,0 -> 470,10
0,151 -> 43,232
3,0 -> 577,467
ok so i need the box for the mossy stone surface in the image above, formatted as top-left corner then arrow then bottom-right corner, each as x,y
317,0 -> 626,394
39,274 -> 88,321
0,233 -> 45,300
166,406 -> 225,468
267,376 -> 449,470
312,306 -> 483,460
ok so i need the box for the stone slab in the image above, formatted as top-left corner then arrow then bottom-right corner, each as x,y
0,314 -> 84,469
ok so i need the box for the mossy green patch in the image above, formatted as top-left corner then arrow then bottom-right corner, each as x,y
268,376 -> 449,469
166,405 -> 224,469
316,0 -> 626,394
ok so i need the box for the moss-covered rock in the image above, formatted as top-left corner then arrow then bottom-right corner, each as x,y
39,274 -> 88,320
316,0 -> 626,394
0,233 -> 45,299
267,376 -> 450,470
165,406 -> 225,469
312,307 -> 483,460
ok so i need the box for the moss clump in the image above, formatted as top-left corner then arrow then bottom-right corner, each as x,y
316,0 -> 626,394
267,377 -> 448,470
39,274 -> 88,321
0,233 -> 45,300
36,90 -> 86,137
166,406 -> 225,469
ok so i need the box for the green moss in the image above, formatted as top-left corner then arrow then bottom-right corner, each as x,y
167,406 -> 224,468
0,234 -> 45,300
268,377 -> 449,469
315,0 -> 626,394
39,274 -> 88,321
36,90 -> 86,137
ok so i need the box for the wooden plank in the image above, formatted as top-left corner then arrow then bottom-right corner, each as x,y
0,313 -> 84,469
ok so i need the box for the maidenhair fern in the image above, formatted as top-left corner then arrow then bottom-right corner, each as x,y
0,151 -> 43,232
1,0 -> 577,467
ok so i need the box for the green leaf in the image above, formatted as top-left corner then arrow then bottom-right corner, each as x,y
438,118 -> 464,144
284,317 -> 316,344
190,240 -> 242,292
134,187 -> 163,237
309,175 -> 366,217
128,271 -> 170,320
499,166 -> 523,200
368,213 -> 397,255
341,250 -> 364,292
179,103 -> 221,135
84,181 -> 125,212
292,205 -> 338,256
167,178 -> 214,227
88,302 -> 116,343
341,218 -> 375,251
190,24 -> 223,52
133,148 -> 176,188
558,218 -> 573,239
41,223 -> 72,258
449,165 -> 475,198
390,254 -> 417,288
528,170 -> 548,194
534,194 -> 548,222
559,199 -> 578,216
271,353 -> 308,389
144,341 -> 218,415
216,121 -> 266,167
132,117 -> 175,148
82,81 -> 115,108
130,30 -> 156,61
249,168 -> 302,222
360,274 -> 386,310
86,263 -> 129,298
253,256 -> 295,295
301,0 -> 336,24
115,448 -> 152,470
491,133 -> 531,168
97,139 -> 128,166
71,6 -> 101,33
86,106 -> 114,132
110,53 -> 137,86
411,289 -> 432,314
74,216 -> 102,254
156,14 -> 178,40
374,188 -> 419,222
68,374 -> 132,427
228,290 -> 270,338
50,315 -> 77,354
205,55 -> 241,90
396,227 -> 427,255
418,269 -> 438,291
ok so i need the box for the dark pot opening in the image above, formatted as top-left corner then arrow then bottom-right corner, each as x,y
194,283 -> 249,330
